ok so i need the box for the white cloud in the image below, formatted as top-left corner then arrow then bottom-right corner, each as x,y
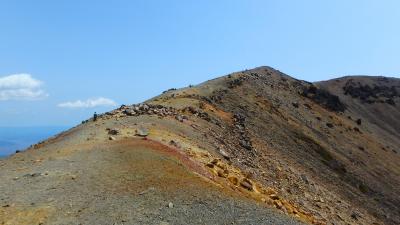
58,97 -> 117,108
0,74 -> 48,101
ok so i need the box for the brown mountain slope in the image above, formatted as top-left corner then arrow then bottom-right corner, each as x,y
0,116 -> 305,225
1,67 -> 399,225
317,76 -> 400,150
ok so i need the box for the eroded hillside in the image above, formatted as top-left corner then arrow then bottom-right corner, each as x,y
1,67 -> 399,225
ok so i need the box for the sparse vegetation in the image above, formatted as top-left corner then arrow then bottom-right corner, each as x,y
302,85 -> 346,112
343,79 -> 399,105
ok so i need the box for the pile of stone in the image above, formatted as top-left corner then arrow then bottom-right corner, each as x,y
233,113 -> 253,151
162,88 -> 177,94
120,104 -> 179,118
209,89 -> 229,104
117,103 -> 196,124
228,77 -> 245,89
183,106 -> 211,122
100,102 -> 224,127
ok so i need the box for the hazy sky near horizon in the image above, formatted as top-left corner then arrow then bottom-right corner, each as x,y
1,0 -> 399,126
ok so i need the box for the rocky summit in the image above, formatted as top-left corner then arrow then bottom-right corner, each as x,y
0,66 -> 399,225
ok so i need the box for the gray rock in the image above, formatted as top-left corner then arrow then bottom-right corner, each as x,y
239,139 -> 252,150
218,148 -> 231,160
175,115 -> 184,122
124,109 -> 136,116
140,104 -> 150,111
169,140 -> 180,148
136,127 -> 149,137
23,173 -> 42,178
301,174 -> 309,184
108,128 -> 120,135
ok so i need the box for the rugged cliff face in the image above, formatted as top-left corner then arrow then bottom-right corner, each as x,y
0,67 -> 399,225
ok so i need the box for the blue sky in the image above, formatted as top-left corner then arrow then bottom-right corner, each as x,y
0,0 -> 399,126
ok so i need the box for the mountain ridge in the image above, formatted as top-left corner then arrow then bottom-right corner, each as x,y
1,66 -> 399,225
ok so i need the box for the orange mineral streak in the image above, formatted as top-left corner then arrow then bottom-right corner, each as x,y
104,138 -> 324,224
96,138 -> 217,196
111,138 -> 211,178
201,102 -> 233,124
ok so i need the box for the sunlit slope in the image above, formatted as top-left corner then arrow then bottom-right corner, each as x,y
1,66 -> 399,225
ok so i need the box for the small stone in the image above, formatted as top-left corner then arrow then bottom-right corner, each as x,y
351,212 -> 360,220
175,115 -> 184,122
108,128 -> 120,135
125,110 -> 137,116
239,139 -> 252,150
217,170 -> 228,178
109,136 -> 116,141
211,159 -> 219,165
326,123 -> 334,128
262,187 -> 277,195
169,140 -> 180,148
269,194 -> 280,200
274,200 -> 283,209
206,163 -> 214,168
301,174 -> 309,184
218,148 -> 230,160
143,104 -> 150,111
136,127 -> 149,137
23,173 -> 41,178
168,202 -> 174,208
228,176 -> 239,185
240,178 -> 253,191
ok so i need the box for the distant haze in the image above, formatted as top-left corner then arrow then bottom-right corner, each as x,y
0,126 -> 69,157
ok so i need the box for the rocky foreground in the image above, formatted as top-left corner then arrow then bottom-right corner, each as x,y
1,66 -> 399,225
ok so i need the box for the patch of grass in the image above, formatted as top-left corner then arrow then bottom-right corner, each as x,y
358,183 -> 370,194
